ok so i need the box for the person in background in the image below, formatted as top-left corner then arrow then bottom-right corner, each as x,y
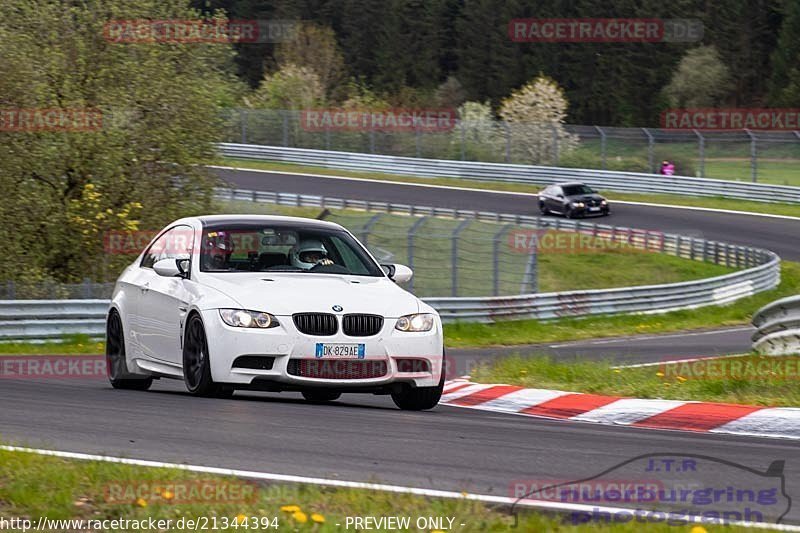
660,160 -> 675,176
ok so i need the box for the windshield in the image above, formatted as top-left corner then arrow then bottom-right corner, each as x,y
562,185 -> 595,196
199,223 -> 383,276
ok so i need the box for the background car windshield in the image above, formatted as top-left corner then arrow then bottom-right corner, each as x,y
199,224 -> 383,276
562,185 -> 594,195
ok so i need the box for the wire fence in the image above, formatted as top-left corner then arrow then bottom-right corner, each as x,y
220,109 -> 800,186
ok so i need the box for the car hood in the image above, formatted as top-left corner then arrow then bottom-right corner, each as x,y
197,272 -> 422,317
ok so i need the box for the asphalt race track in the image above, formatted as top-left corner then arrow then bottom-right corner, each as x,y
3,167 -> 800,525
3,377 -> 800,524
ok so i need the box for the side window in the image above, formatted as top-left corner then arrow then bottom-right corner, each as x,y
553,187 -> 563,196
141,225 -> 193,268
329,236 -> 369,275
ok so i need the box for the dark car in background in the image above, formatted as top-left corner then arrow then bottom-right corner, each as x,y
538,182 -> 610,218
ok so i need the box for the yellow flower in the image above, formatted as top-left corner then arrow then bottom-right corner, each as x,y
676,376 -> 687,382
236,514 -> 248,525
135,498 -> 147,508
655,372 -> 664,377
690,527 -> 708,533
664,383 -> 671,387
613,369 -> 621,373
311,513 -> 325,523
293,511 -> 308,523
162,490 -> 174,501
280,505 -> 301,513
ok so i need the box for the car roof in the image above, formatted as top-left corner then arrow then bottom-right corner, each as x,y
552,181 -> 586,187
192,214 -> 346,231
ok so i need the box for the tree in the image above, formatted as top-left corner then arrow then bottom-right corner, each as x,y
456,101 -> 502,160
246,64 -> 325,109
0,0 -> 235,284
274,22 -> 345,100
663,46 -> 733,108
499,75 -> 577,164
768,0 -> 800,106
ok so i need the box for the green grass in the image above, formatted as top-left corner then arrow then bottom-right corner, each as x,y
217,157 -> 800,218
0,335 -> 103,355
444,261 -> 800,349
471,354 -> 800,408
0,448 -> 763,532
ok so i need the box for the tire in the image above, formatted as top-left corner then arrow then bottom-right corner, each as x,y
391,353 -> 445,411
302,390 -> 342,403
565,207 -> 577,219
183,314 -> 227,397
106,310 -> 152,391
539,201 -> 549,215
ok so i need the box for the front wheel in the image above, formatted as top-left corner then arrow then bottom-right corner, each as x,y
539,201 -> 549,215
391,358 -> 445,411
183,314 -> 228,397
106,310 -> 152,391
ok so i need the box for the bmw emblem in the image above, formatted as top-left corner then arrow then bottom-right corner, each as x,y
332,305 -> 343,312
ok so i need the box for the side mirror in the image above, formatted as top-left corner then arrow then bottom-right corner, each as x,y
383,263 -> 413,283
557,194 -> 564,199
154,257 -> 190,278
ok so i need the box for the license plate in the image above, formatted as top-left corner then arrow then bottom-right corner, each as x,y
315,343 -> 365,359
589,207 -> 601,212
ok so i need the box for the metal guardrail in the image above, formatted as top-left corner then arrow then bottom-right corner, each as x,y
751,296 -> 800,355
218,143 -> 800,204
1,188 -> 781,339
0,300 -> 108,340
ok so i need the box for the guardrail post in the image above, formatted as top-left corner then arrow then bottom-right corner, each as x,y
642,128 -> 654,173
6,280 -> 14,299
240,109 -> 248,144
595,126 -> 607,170
693,129 -> 705,178
503,121 -> 511,163
82,278 -> 91,298
460,119 -> 466,160
281,110 -> 289,147
745,129 -> 757,182
451,219 -> 472,296
325,129 -> 331,150
520,239 -> 538,294
415,126 -> 422,158
492,225 -> 512,296
551,124 -> 559,163
360,213 -> 384,247
407,216 -> 428,293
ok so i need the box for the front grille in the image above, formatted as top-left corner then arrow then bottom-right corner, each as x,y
586,199 -> 599,207
293,313 -> 338,336
287,359 -> 388,379
343,314 -> 384,336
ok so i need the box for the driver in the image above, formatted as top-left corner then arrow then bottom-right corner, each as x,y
290,239 -> 334,270
202,232 -> 234,270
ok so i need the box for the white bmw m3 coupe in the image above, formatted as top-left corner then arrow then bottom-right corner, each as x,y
106,215 -> 445,410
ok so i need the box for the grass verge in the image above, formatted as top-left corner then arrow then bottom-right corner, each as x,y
0,448 -> 760,532
444,261 -> 800,348
471,354 -> 800,407
217,157 -> 800,218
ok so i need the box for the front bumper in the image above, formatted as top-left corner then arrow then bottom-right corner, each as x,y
201,310 -> 443,390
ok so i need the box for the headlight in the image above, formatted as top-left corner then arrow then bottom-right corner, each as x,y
601,199 -> 608,205
395,313 -> 435,332
219,309 -> 279,328
572,201 -> 585,208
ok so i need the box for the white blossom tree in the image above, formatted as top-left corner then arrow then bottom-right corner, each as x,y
499,75 -> 578,164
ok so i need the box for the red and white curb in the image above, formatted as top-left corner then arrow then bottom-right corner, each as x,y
441,380 -> 800,441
